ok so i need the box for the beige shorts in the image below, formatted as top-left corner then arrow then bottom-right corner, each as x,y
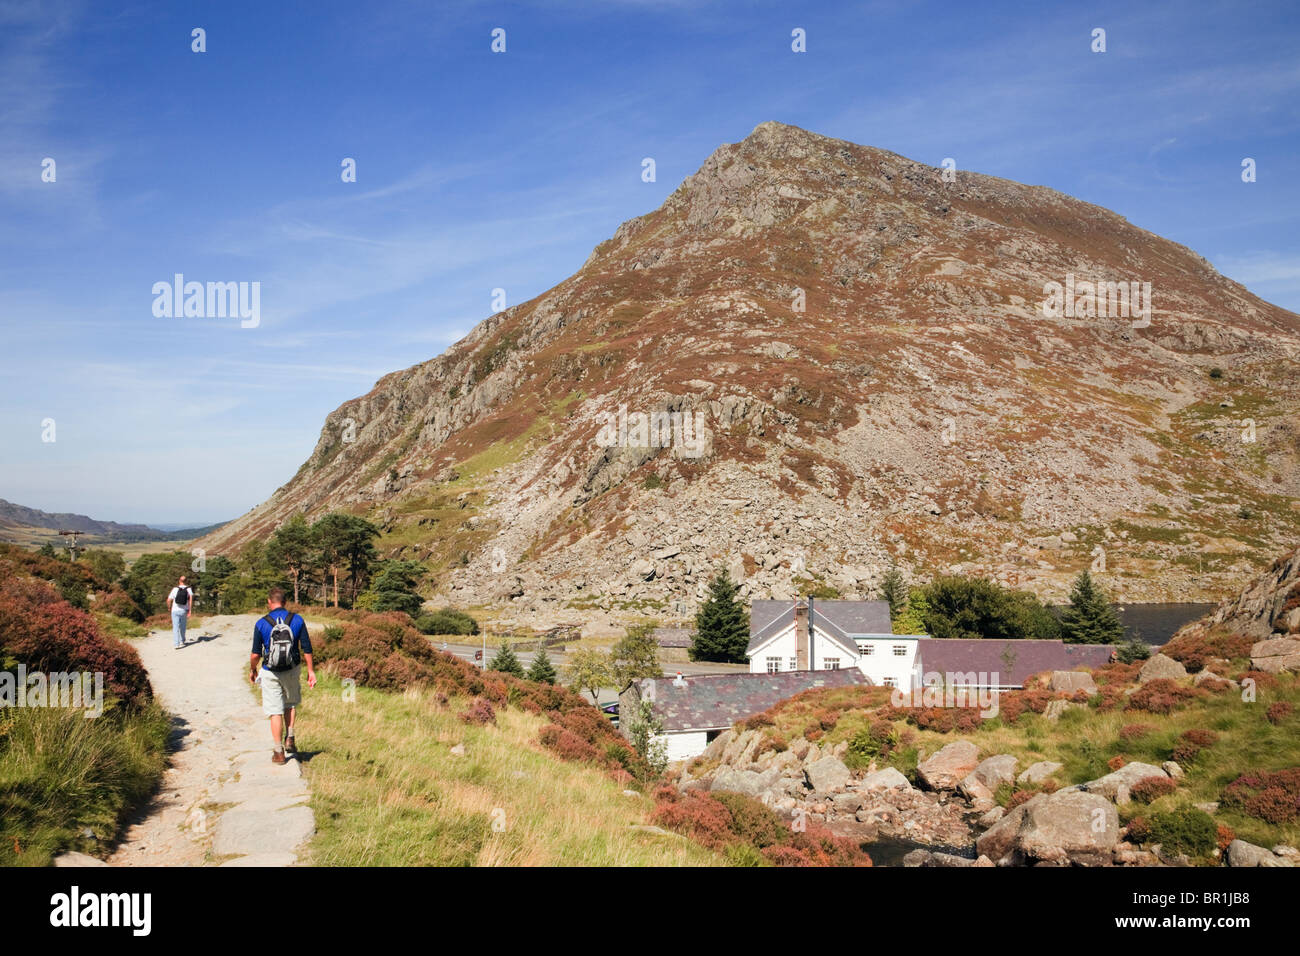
260,665 -> 301,716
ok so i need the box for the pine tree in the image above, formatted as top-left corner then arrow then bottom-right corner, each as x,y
1059,570 -> 1125,645
527,645 -> 557,684
489,640 -> 526,677
690,570 -> 750,663
879,564 -> 908,620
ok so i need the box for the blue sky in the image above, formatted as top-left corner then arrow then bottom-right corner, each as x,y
1,0 -> 1297,525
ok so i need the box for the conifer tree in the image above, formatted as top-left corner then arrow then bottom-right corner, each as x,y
879,563 -> 908,620
690,570 -> 750,663
489,640 -> 526,677
527,645 -> 557,684
1059,570 -> 1125,645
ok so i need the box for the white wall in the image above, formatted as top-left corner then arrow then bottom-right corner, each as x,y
852,636 -> 923,690
748,623 -> 858,673
659,730 -> 711,763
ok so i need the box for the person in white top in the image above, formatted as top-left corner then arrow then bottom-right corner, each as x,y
167,574 -> 193,649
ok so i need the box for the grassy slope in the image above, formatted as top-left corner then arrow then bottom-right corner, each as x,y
299,673 -> 720,866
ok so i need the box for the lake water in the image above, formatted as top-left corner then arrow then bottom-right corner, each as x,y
1046,603 -> 1213,646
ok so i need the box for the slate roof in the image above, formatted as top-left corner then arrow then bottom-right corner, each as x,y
747,599 -> 894,658
632,669 -> 869,733
916,639 -> 1115,687
651,627 -> 693,648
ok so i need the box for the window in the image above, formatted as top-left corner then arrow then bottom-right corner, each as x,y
882,676 -> 897,688
765,657 -> 781,673
788,657 -> 797,670
824,658 -> 840,670
858,644 -> 875,656
893,645 -> 907,656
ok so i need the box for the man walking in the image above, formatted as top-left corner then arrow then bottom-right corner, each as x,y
167,574 -> 193,649
249,588 -> 316,764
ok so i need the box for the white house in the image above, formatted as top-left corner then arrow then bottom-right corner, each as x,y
747,598 -> 925,690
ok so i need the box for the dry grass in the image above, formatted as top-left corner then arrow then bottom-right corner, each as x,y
299,674 -> 721,866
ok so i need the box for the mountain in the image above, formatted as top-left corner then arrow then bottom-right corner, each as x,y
0,498 -> 224,545
195,121 -> 1300,624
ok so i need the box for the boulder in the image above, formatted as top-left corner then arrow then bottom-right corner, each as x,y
1049,671 -> 1097,694
831,792 -> 864,814
53,852 -> 107,867
860,767 -> 912,791
789,737 -> 811,761
1225,839 -> 1291,868
1043,700 -> 1085,721
1079,762 -> 1169,803
1017,761 -> 1064,786
710,766 -> 781,798
804,756 -> 853,793
1138,654 -> 1187,683
979,791 -> 1119,866
978,806 -> 1006,827
917,740 -> 980,791
1162,761 -> 1184,779
964,754 -> 1019,793
1250,637 -> 1300,674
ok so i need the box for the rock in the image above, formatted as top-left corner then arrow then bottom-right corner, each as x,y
789,737 -> 811,761
831,792 -> 864,814
449,743 -> 466,757
1194,801 -> 1220,814
805,756 -> 853,793
976,796 -> 1039,863
860,767 -> 912,791
1139,654 -> 1187,683
1079,762 -> 1169,803
978,806 -> 1005,827
53,851 -> 107,867
1225,839 -> 1290,867
964,754 -> 1019,792
1013,791 -> 1120,866
1043,699 -> 1084,720
1273,844 -> 1300,860
1017,761 -> 1064,786
1049,671 -> 1097,694
630,558 -> 656,581
701,729 -> 733,762
917,740 -> 980,791
710,766 -> 781,798
1249,638 -> 1300,673
1193,669 -> 1238,688
902,848 -> 932,867
972,855 -> 995,867
1162,761 -> 1184,779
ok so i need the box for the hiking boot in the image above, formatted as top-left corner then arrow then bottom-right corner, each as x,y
271,750 -> 286,765
284,736 -> 296,754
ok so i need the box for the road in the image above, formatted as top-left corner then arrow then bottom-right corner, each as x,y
433,640 -> 749,705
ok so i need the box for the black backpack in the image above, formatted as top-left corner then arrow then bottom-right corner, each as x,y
174,586 -> 189,608
263,612 -> 300,671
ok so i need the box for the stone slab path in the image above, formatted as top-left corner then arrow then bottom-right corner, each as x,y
105,614 -> 314,867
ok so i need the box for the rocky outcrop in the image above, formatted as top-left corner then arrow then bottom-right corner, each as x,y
1017,761 -> 1063,785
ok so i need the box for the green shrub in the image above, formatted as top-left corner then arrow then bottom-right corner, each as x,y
1146,807 -> 1217,856
416,609 -> 479,636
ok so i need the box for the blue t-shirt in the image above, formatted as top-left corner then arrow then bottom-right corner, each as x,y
251,608 -> 312,670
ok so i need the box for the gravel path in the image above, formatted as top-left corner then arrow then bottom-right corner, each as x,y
106,614 -> 315,867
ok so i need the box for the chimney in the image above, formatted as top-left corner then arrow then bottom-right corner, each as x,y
794,599 -> 809,670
